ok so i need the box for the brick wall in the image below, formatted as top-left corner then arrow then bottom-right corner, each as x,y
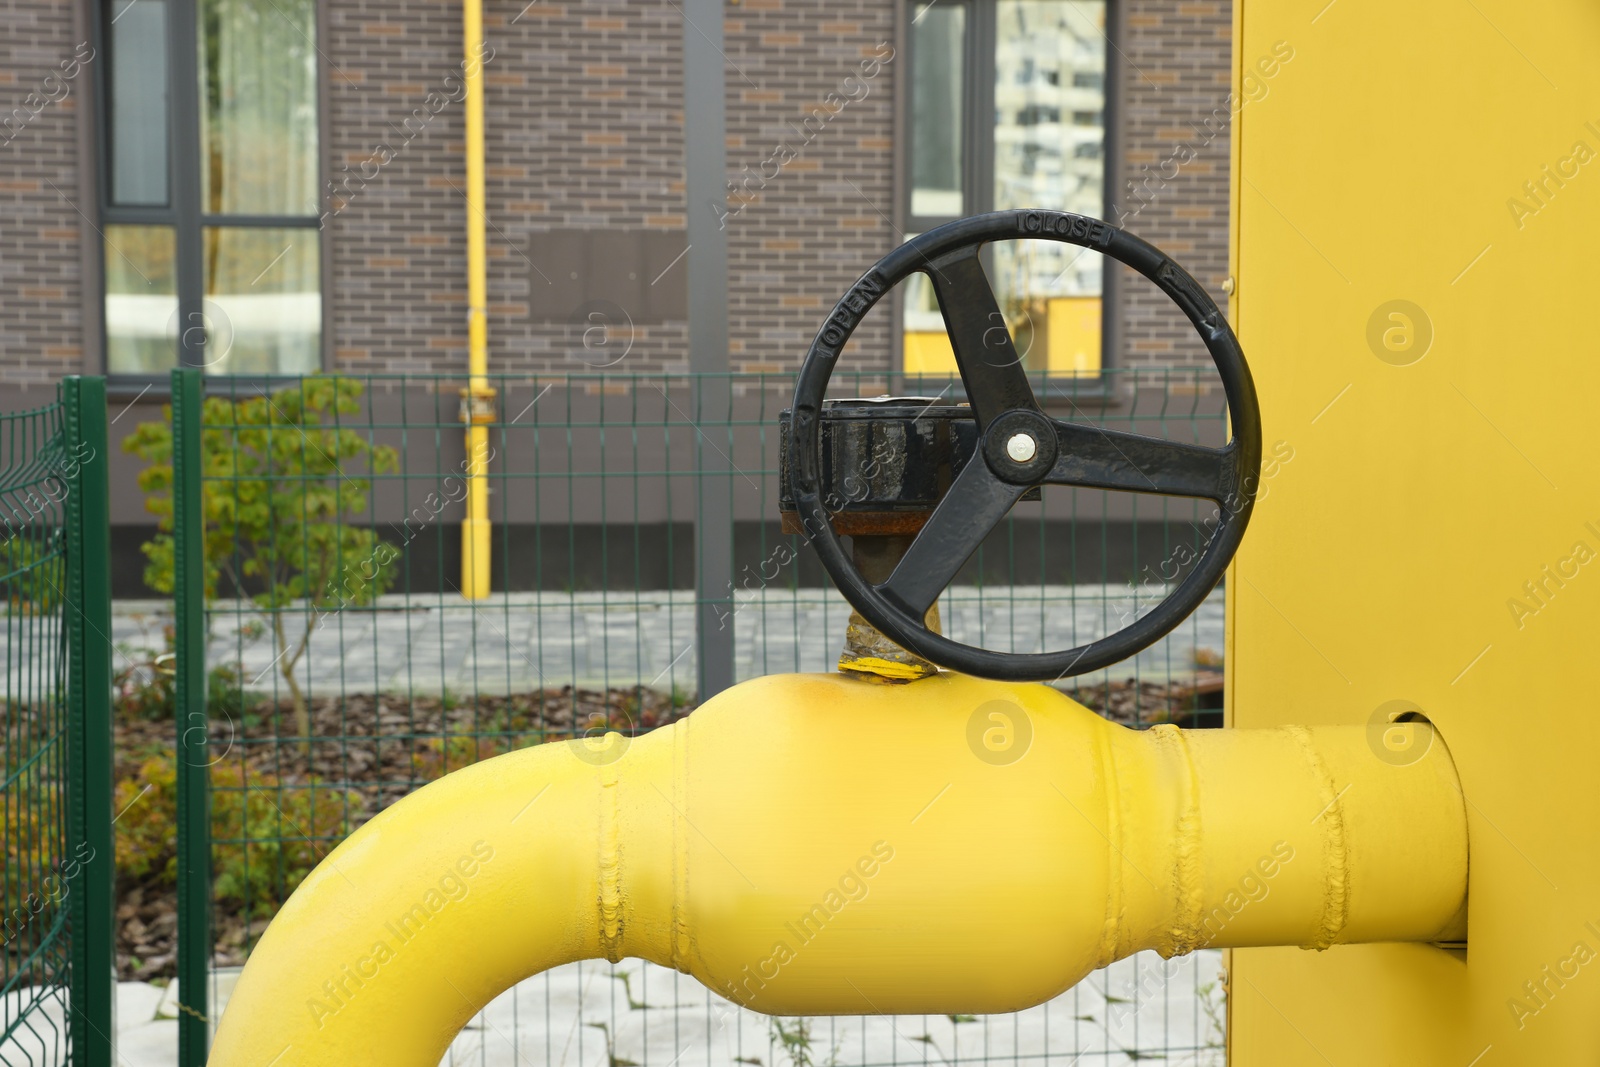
321,0 -> 471,375
1117,0 -> 1233,368
324,0 -> 691,376
0,0 -> 90,393
721,0 -> 897,373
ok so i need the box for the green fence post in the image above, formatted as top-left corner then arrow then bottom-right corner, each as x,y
172,368 -> 211,1064
64,376 -> 114,1067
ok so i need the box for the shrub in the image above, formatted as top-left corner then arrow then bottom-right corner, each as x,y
113,747 -> 364,917
113,756 -> 178,884
2,774 -> 91,954
3,781 -> 64,903
122,377 -> 399,749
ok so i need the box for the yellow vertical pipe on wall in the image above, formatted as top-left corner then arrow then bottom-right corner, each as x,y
459,0 -> 493,599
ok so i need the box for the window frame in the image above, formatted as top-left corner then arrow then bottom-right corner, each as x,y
92,0 -> 332,385
893,0 -> 1121,395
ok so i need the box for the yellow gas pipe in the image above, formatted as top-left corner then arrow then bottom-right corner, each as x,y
208,673 -> 1467,1064
459,0 -> 494,600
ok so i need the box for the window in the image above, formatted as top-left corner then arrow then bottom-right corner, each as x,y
99,0 -> 323,376
908,2 -> 966,220
902,0 -> 1110,380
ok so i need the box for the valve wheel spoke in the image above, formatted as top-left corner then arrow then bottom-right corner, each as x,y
879,458 -> 1025,616
1044,421 -> 1238,502
926,247 -> 1040,431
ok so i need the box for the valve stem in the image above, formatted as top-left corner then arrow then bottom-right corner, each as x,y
837,534 -> 942,682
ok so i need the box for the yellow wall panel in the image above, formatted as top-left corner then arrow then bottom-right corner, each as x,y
1045,296 -> 1101,376
903,330 -> 958,375
1229,0 -> 1600,1062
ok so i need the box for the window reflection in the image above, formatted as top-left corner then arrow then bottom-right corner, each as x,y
992,1 -> 1107,375
990,240 -> 1103,377
104,225 -> 178,374
107,0 -> 169,206
992,0 -> 1106,377
201,228 -> 321,374
994,0 -> 1106,220
199,0 -> 321,216
903,0 -> 1107,379
910,3 -> 966,219
901,265 -> 949,375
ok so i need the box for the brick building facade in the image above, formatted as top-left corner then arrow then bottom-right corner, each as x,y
2,0 -> 1232,386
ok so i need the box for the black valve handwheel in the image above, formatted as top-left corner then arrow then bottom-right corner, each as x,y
789,210 -> 1262,682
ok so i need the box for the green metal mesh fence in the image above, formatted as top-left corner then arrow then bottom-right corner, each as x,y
142,367 -> 1231,1065
0,399 -> 73,1065
2,379 -> 114,1067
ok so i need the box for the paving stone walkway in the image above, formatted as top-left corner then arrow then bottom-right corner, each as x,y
14,950 -> 1221,1066
96,585 -> 1223,699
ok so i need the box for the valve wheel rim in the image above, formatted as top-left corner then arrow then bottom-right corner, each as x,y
789,210 -> 1263,682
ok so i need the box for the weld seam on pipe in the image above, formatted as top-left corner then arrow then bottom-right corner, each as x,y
1288,725 -> 1351,950
1155,724 -> 1206,955
599,759 -> 625,961
671,719 -> 692,969
1094,718 -> 1125,968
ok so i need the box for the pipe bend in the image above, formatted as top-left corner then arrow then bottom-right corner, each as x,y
209,672 -> 1467,1065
